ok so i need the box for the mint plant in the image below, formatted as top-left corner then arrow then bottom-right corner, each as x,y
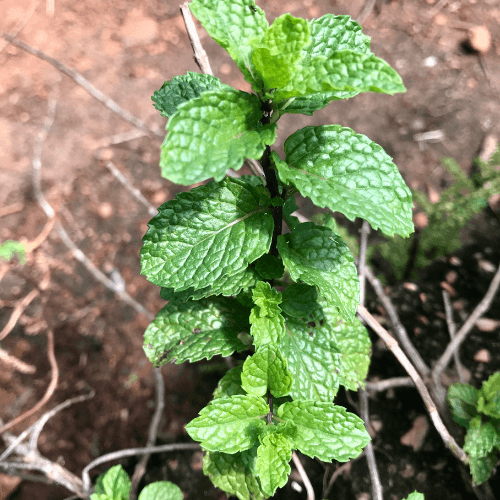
140,0 -> 413,497
90,464 -> 183,500
447,372 -> 500,485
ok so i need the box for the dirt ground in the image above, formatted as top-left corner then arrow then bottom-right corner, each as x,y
1,0 -> 500,499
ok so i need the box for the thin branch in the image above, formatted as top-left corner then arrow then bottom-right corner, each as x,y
442,290 -> 464,384
323,453 -> 364,499
292,452 -> 315,500
0,288 -> 39,341
95,129 -> 147,149
246,158 -> 265,177
180,2 -> 213,75
362,265 -> 430,378
358,220 -> 371,307
359,389 -> 383,500
0,348 -> 36,374
129,367 -> 165,499
0,328 -> 58,435
357,304 -> 468,464
0,0 -> 40,53
82,443 -> 201,496
23,216 -> 55,253
365,377 -> 414,392
433,262 -> 500,394
0,202 -> 24,218
357,0 -> 377,24
105,161 -> 158,217
0,32 -> 162,139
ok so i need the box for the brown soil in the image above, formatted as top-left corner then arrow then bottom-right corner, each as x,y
1,0 -> 500,499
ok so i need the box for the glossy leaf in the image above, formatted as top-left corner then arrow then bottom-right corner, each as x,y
274,126 -> 414,237
403,492 -> 425,500
152,72 -> 232,118
277,400 -> 370,462
213,366 -> 246,399
250,314 -> 286,348
141,177 -> 273,291
160,90 -> 276,185
254,254 -> 285,280
464,417 -> 498,458
256,433 -> 292,496
185,395 -> 269,453
469,451 -> 499,485
277,222 -> 359,320
252,281 -> 282,317
281,283 -> 318,318
143,298 -> 248,366
138,482 -> 183,500
91,465 -> 130,500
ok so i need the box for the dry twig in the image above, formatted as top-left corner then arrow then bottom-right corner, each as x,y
292,452 -> 315,500
0,289 -> 39,342
0,348 -> 36,374
366,377 -> 414,392
357,0 -> 377,24
0,0 -> 40,53
0,203 -> 24,218
442,290 -> 464,384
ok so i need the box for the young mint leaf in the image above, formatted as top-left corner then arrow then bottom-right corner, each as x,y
213,366 -> 246,399
281,310 -> 342,402
274,50 -> 406,102
160,90 -> 277,185
138,481 -> 183,500
242,344 -> 292,398
282,195 -> 300,231
152,72 -> 232,118
481,372 -> 500,402
274,126 -> 414,237
402,492 -> 425,500
185,394 -> 269,453
274,91 -> 359,117
277,400 -> 370,462
479,391 -> 500,419
91,465 -> 130,500
464,416 -> 498,458
141,177 -> 273,291
281,283 -> 318,318
250,314 -> 286,348
203,450 -> 266,500
189,0 -> 268,85
252,281 -> 282,317
447,383 -> 479,428
0,240 -> 26,265
252,14 -> 310,90
160,267 -> 260,303
255,433 -> 292,497
469,451 -> 498,485
277,222 -> 359,321
143,298 -> 248,366
254,254 -> 285,280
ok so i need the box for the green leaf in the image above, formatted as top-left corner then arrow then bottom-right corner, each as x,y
91,465 -> 130,500
464,417 -> 498,458
282,196 -> 300,231
277,222 -> 359,321
402,492 -> 425,500
160,90 -> 277,185
447,383 -> 479,428
256,433 -> 292,497
274,91 -> 359,116
281,310 -> 342,402
469,451 -> 498,485
141,177 -> 273,291
250,314 -> 286,348
203,450 -> 266,500
242,344 -> 292,398
252,281 -> 282,317
274,126 -> 414,237
481,372 -> 500,401
185,394 -> 269,453
274,50 -> 406,101
277,400 -> 370,462
189,0 -> 268,84
160,267 -> 261,303
213,366 -> 246,399
138,481 -> 183,500
152,72 -> 232,118
254,254 -> 285,280
321,300 -> 371,391
252,14 -> 310,89
0,240 -> 26,265
143,298 -> 248,366
281,283 -> 318,318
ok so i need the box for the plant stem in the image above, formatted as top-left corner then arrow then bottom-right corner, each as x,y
267,390 -> 274,424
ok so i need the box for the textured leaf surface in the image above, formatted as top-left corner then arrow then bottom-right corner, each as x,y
275,126 -> 414,237
252,281 -> 282,317
143,298 -> 248,366
138,482 -> 183,500
255,254 -> 285,280
203,451 -> 265,500
185,395 -> 268,453
141,177 -> 273,291
281,283 -> 318,318
469,452 -> 498,485
447,383 -> 479,428
160,90 -> 277,184
478,372 -> 500,417
281,309 -> 342,402
252,14 -> 310,89
256,433 -> 292,497
91,465 -> 130,500
277,222 -> 359,320
250,314 -> 286,348
242,344 -> 292,397
464,417 -> 497,458
277,401 -> 370,462
189,0 -> 268,82
152,72 -> 231,118
274,91 -> 359,116
274,50 -> 406,101
213,366 -> 246,399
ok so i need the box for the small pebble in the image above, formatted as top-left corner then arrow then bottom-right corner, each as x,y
474,349 -> 491,363
97,202 -> 113,219
446,270 -> 458,284
422,55 -> 437,67
468,26 -> 491,53
414,212 -> 429,229
475,318 -> 500,332
479,260 -> 496,273
403,282 -> 418,291
449,256 -> 462,266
